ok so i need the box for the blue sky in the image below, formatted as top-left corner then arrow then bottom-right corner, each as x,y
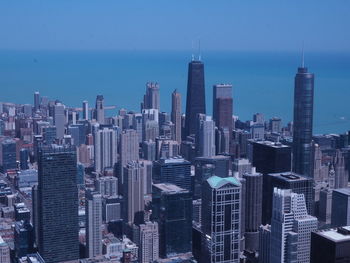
0,0 -> 349,52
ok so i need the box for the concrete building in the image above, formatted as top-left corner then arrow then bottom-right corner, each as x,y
270,188 -> 317,263
86,191 -> 103,258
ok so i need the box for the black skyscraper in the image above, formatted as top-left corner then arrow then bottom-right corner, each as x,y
292,62 -> 314,177
184,60 -> 206,138
37,145 -> 79,263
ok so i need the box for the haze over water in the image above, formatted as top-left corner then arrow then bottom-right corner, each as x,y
0,50 -> 349,135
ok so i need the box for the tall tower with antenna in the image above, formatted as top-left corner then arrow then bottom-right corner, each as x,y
184,41 -> 206,139
292,48 -> 315,177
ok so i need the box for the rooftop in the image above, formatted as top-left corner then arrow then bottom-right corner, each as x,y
269,172 -> 312,181
207,176 -> 241,189
333,188 -> 350,196
252,140 -> 290,148
153,183 -> 187,194
316,226 -> 350,242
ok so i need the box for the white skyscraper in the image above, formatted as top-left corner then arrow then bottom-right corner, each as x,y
94,127 -> 118,174
197,115 -> 215,157
270,188 -> 317,263
53,103 -> 65,140
123,161 -> 146,224
86,191 -> 103,258
120,129 -> 139,170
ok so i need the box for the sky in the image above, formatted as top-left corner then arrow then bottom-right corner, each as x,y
0,0 -> 349,52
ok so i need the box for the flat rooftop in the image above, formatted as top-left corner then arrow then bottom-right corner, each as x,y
153,183 -> 186,193
252,140 -> 290,148
268,172 -> 311,181
316,226 -> 350,242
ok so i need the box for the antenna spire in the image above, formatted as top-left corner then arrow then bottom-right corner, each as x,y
301,42 -> 305,68
191,40 -> 194,61
198,39 -> 201,61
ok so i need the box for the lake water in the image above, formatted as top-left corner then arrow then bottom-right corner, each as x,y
0,50 -> 349,134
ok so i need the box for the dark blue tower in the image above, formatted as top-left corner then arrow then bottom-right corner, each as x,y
184,60 -> 206,138
292,58 -> 314,178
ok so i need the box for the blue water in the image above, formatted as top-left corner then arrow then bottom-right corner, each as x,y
0,50 -> 349,134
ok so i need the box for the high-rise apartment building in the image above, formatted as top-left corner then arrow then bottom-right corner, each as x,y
171,89 -> 182,143
123,161 -> 146,225
37,145 -> 79,263
94,126 -> 118,174
243,168 -> 263,252
86,190 -> 103,258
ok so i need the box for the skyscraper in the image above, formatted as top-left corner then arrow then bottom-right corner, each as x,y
86,190 -> 102,258
95,95 -> 105,124
94,126 -> 118,174
263,172 -> 313,224
152,183 -> 192,258
201,176 -> 241,263
251,140 -> 291,175
34,91 -> 40,112
153,157 -> 192,192
143,82 -> 160,110
123,161 -> 146,225
120,129 -> 139,182
134,221 -> 159,263
82,100 -> 89,120
292,61 -> 314,177
243,168 -> 263,252
197,115 -> 215,157
270,188 -> 317,263
53,103 -> 65,140
185,60 -> 206,138
37,145 -> 79,263
213,84 -> 233,142
171,89 -> 182,143
0,138 -> 17,173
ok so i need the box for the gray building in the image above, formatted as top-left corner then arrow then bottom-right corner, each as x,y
243,168 -> 263,252
86,190 -> 102,258
171,89 -> 182,144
